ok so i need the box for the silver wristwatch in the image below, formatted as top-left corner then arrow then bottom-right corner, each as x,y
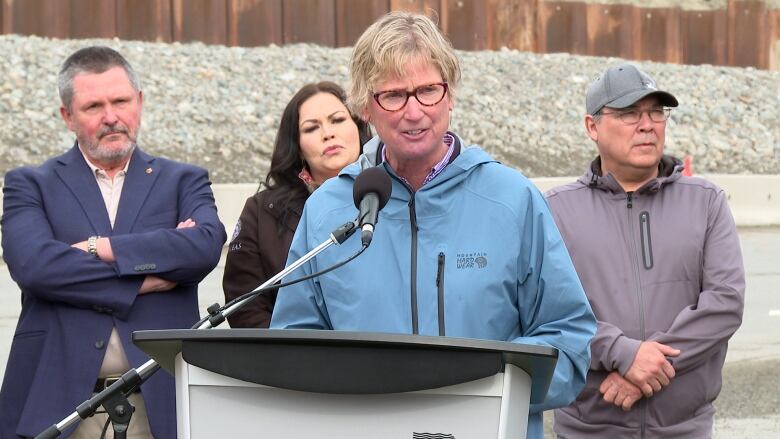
88,235 -> 99,258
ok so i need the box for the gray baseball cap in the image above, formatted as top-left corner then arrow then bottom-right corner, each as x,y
586,64 -> 678,115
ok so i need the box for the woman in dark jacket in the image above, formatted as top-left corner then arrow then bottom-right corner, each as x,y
222,81 -> 372,327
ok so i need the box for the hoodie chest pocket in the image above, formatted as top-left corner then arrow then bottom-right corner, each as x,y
639,210 -> 704,284
638,211 -> 705,327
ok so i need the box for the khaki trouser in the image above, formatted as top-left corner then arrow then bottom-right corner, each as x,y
69,392 -> 154,439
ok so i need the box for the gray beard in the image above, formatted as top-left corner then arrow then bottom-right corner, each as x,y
80,139 -> 136,168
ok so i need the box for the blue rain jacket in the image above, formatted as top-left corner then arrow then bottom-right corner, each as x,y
271,134 -> 596,438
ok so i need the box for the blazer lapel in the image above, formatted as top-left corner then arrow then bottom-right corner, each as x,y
54,144 -> 113,236
113,148 -> 159,235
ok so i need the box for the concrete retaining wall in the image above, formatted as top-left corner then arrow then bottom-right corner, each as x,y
214,175 -> 780,240
1,175 -> 778,252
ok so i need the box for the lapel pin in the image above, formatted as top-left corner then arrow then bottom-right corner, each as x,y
145,167 -> 153,174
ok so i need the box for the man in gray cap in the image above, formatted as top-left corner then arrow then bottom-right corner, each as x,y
545,63 -> 745,437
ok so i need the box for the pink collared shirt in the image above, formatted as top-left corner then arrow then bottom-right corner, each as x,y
381,133 -> 455,188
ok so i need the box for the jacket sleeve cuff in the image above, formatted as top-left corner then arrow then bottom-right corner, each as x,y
613,336 -> 642,375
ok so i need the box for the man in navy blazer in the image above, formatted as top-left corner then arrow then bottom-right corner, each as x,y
0,46 -> 226,438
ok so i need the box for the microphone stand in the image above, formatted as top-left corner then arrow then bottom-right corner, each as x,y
205,221 -> 357,329
34,221 -> 359,439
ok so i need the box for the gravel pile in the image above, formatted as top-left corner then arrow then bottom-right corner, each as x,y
1,34 -> 779,183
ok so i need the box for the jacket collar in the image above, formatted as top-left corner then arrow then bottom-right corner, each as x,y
579,154 -> 683,194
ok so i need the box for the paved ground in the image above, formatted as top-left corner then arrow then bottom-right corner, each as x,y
709,227 -> 780,437
0,228 -> 778,437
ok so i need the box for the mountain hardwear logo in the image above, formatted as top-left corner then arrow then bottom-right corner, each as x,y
456,252 -> 488,269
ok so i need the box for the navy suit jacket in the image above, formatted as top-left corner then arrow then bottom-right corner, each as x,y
0,145 -> 226,438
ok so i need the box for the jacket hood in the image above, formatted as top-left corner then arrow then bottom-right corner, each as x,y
578,154 -> 684,194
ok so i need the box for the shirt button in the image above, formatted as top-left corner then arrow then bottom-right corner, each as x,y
95,340 -> 105,349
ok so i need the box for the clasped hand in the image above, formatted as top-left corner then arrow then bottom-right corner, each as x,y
599,341 -> 680,410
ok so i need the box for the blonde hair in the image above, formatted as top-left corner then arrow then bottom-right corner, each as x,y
348,11 -> 461,116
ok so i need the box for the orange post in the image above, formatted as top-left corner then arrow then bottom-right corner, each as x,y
683,155 -> 694,176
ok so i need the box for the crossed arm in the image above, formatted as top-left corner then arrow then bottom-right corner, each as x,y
2,166 -> 225,316
71,218 -> 197,294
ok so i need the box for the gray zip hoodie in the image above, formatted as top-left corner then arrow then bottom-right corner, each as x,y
545,155 -> 745,438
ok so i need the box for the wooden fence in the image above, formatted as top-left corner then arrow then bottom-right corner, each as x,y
1,0 -> 779,70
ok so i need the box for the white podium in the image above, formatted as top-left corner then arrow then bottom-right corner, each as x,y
133,329 -> 558,439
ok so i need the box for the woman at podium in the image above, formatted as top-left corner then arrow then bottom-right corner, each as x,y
270,12 -> 597,439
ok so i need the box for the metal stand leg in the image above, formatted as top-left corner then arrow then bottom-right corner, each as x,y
102,391 -> 135,439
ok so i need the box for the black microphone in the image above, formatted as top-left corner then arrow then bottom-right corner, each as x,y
352,167 -> 392,246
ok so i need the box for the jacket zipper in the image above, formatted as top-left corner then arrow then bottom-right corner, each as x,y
626,192 -> 645,337
408,196 -> 420,335
640,211 -> 653,270
436,252 -> 446,336
386,171 -> 420,335
627,192 -> 647,439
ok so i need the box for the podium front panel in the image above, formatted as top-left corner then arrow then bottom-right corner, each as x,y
135,331 -> 548,438
178,356 -> 531,439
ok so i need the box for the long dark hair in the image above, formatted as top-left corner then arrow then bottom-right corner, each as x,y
263,81 -> 372,221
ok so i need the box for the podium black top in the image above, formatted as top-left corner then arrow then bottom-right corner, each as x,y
134,329 -> 558,404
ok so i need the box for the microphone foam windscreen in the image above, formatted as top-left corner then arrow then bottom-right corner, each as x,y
352,167 -> 392,210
